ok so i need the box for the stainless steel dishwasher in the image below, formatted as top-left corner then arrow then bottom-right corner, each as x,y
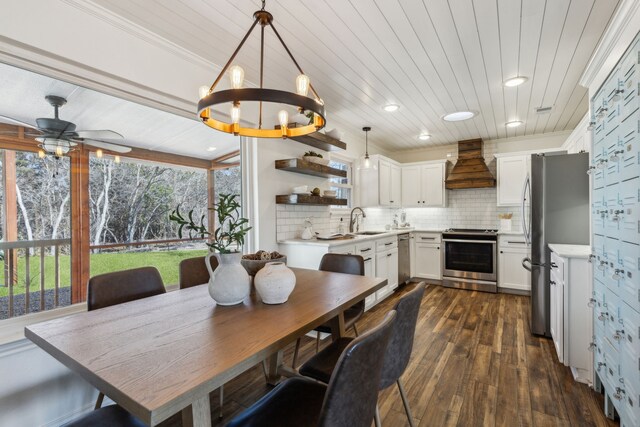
398,233 -> 410,285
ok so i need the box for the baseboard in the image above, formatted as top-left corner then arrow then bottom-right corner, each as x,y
498,287 -> 531,296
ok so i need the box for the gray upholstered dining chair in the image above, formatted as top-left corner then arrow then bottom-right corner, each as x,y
179,255 -> 218,289
298,282 -> 426,427
87,267 -> 166,409
291,253 -> 366,368
226,310 -> 397,427
62,405 -> 145,427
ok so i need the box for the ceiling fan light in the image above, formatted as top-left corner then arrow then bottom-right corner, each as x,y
443,111 -> 476,122
296,74 -> 310,96
418,133 -> 431,141
506,120 -> 523,128
229,65 -> 245,89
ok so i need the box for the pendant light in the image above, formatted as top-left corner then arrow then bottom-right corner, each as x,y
197,0 -> 326,138
361,126 -> 375,170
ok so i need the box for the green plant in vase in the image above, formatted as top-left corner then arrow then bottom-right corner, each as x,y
169,193 -> 252,305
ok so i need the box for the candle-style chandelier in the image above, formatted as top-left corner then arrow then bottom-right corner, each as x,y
197,0 -> 326,138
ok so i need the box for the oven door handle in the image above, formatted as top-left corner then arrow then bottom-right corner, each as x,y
443,239 -> 497,244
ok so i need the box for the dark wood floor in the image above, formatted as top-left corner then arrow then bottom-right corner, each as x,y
161,284 -> 618,427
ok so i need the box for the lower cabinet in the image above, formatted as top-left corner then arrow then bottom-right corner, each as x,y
375,238 -> 399,302
548,246 -> 592,384
411,232 -> 442,280
498,235 -> 530,292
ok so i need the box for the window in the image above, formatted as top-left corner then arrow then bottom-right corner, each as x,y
328,154 -> 353,209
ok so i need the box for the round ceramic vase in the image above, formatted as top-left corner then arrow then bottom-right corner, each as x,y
254,262 -> 296,304
206,252 -> 250,305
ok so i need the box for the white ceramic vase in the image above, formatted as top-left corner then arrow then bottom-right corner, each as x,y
254,262 -> 296,304
206,252 -> 250,305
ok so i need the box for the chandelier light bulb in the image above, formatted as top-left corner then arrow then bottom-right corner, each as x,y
114,155 -> 121,164
230,104 -> 241,124
229,65 -> 245,89
38,149 -> 46,159
96,149 -> 103,158
296,74 -> 310,96
278,110 -> 289,128
199,85 -> 210,100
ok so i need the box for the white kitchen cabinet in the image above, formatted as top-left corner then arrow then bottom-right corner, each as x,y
401,161 -> 447,207
376,247 -> 398,301
497,235 -> 530,292
412,232 -> 442,280
548,245 -> 593,384
550,267 -> 564,362
496,155 -> 528,206
356,241 -> 377,310
359,155 -> 402,207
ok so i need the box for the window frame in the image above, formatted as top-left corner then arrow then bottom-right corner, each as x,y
328,153 -> 354,212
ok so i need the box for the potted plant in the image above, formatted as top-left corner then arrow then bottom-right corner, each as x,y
170,193 -> 252,305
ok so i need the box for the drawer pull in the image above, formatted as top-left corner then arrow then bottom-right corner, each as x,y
550,262 -> 558,269
612,269 -> 624,280
363,257 -> 372,262
387,253 -> 392,257
384,242 -> 393,246
421,237 -> 435,240
360,248 -> 372,252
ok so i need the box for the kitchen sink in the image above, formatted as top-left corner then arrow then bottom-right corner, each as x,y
354,231 -> 386,235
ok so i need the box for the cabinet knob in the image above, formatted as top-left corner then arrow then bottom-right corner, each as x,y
500,250 -> 503,254
436,247 -> 440,250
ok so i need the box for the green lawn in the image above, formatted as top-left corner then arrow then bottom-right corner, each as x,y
0,249 -> 209,297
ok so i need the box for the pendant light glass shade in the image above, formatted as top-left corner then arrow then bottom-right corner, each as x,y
360,126 -> 376,170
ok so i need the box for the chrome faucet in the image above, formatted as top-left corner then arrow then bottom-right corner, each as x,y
349,207 -> 366,233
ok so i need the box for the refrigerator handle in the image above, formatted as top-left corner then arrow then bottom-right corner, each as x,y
521,174 -> 531,246
522,257 -> 533,272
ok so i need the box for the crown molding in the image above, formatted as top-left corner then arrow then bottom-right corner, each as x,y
60,0 -> 219,74
579,0 -> 640,92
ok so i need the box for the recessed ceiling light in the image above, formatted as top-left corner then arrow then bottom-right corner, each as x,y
506,120 -> 523,128
504,76 -> 528,87
418,133 -> 431,141
383,103 -> 399,112
206,146 -> 217,151
442,111 -> 476,122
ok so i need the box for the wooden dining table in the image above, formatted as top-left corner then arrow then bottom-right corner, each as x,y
24,267 -> 387,427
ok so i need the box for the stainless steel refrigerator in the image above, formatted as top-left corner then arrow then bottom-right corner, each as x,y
521,153 -> 590,337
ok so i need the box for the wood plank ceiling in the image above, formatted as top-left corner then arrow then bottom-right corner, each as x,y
90,0 -> 619,151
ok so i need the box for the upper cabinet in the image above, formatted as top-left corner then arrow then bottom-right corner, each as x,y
359,155 -> 402,207
496,154 -> 529,206
401,161 -> 447,207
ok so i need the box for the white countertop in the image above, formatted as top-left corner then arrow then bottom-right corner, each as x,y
497,230 -> 525,235
548,244 -> 591,259
278,229 -> 444,248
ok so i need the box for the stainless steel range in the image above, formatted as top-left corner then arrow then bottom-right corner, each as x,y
442,228 -> 498,293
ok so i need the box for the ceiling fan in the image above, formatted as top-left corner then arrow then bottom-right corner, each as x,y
0,95 -> 132,157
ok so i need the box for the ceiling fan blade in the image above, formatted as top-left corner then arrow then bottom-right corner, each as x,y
73,130 -> 123,140
79,139 -> 132,153
0,115 -> 40,130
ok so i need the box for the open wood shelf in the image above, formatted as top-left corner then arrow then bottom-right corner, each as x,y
275,158 -> 347,178
276,194 -> 348,206
275,124 -> 346,151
